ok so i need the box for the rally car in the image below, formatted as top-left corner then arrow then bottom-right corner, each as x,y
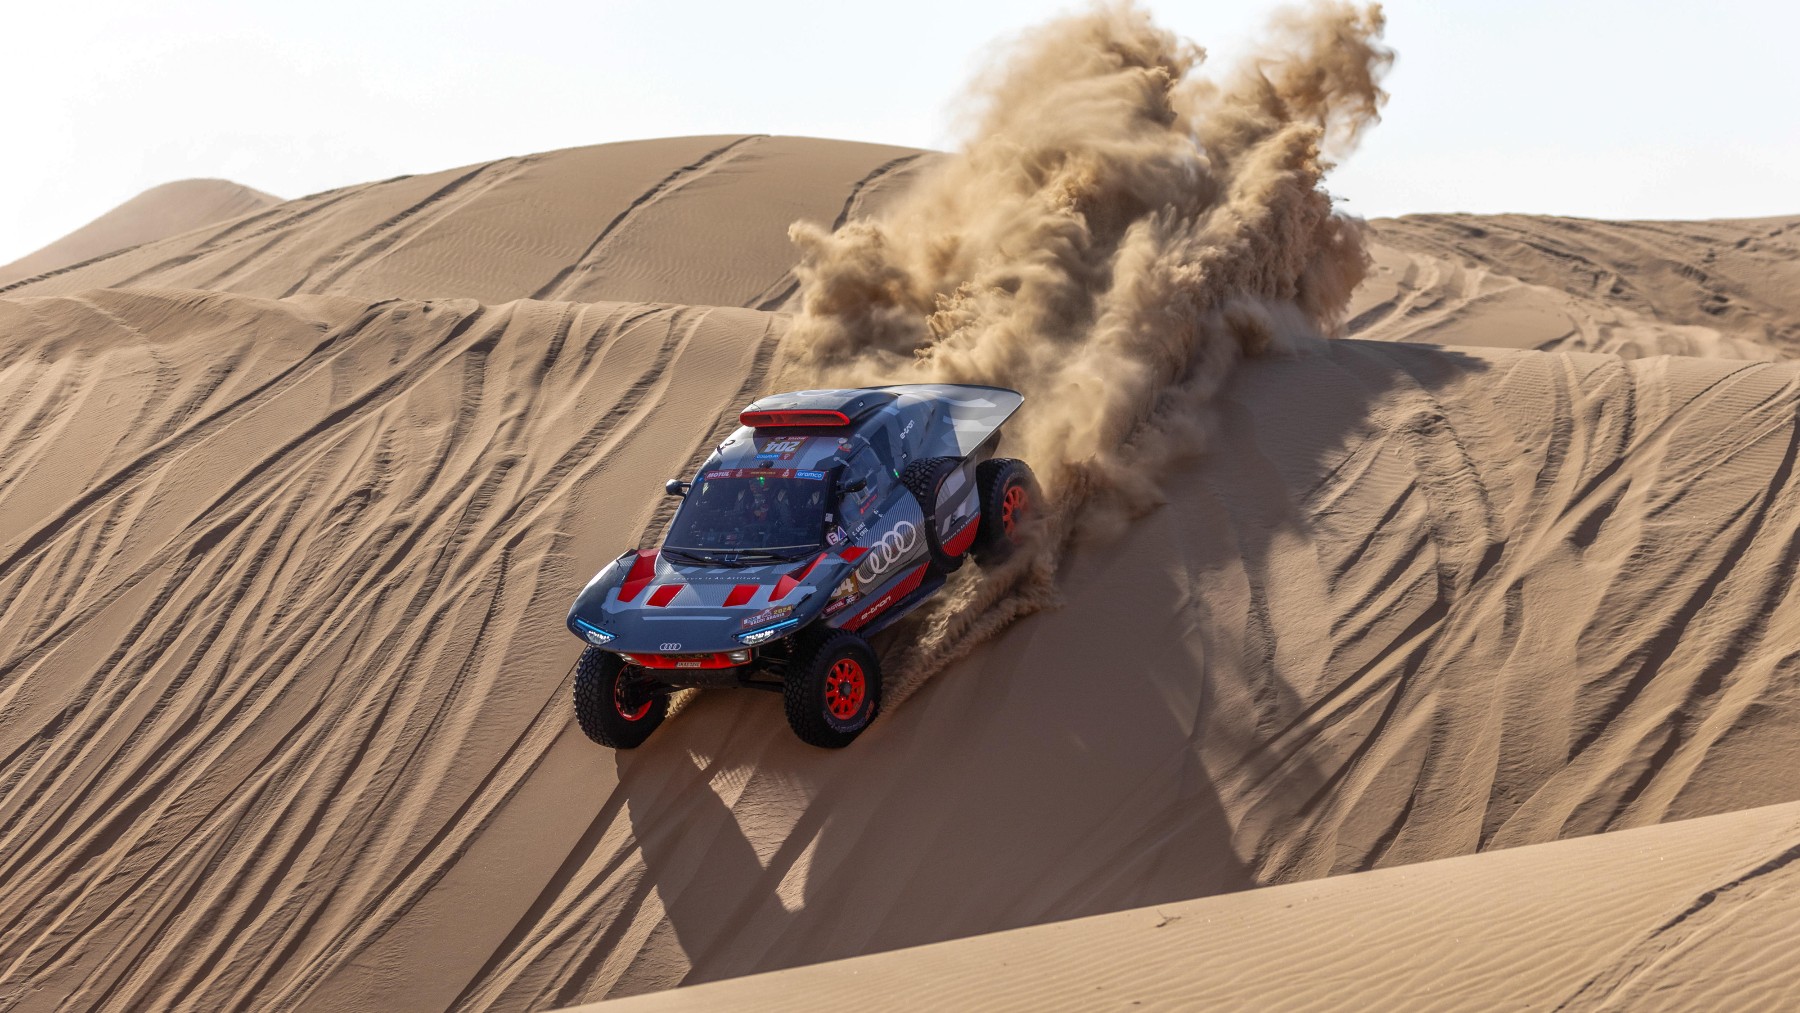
566,384 -> 1037,749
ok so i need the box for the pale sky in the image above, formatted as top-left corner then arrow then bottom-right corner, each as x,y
4,0 -> 1798,266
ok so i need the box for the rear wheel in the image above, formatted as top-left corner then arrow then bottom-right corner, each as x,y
573,647 -> 668,749
783,629 -> 881,748
973,458 -> 1039,565
900,456 -> 965,572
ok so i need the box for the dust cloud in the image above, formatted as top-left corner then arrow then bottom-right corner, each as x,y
782,1 -> 1393,700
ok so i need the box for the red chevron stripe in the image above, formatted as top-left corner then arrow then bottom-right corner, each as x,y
619,549 -> 658,603
774,552 -> 827,600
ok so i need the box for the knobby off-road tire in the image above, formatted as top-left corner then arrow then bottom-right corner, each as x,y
973,458 -> 1040,566
573,647 -> 668,749
900,456 -> 964,572
783,628 -> 882,748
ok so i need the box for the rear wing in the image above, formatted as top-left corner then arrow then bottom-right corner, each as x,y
873,384 -> 1025,458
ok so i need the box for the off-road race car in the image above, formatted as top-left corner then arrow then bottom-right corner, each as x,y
566,384 -> 1037,749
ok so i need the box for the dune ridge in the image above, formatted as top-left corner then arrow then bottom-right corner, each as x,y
579,802 -> 1800,1013
1354,215 -> 1800,361
7,145 -> 1789,376
0,179 -> 279,288
0,138 -> 927,310
1371,213 -> 1800,348
574,799 -> 1800,1012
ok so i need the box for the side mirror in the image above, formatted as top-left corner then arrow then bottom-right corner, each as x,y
839,477 -> 867,495
665,479 -> 689,497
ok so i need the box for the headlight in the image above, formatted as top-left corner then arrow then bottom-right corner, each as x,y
573,617 -> 615,646
737,618 -> 800,646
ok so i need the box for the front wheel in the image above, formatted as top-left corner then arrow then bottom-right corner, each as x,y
573,647 -> 668,749
972,458 -> 1040,566
783,629 -> 882,748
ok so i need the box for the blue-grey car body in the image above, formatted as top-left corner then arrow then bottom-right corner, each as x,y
566,384 -> 1024,667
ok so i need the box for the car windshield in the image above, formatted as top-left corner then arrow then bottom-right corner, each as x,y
664,468 -> 831,561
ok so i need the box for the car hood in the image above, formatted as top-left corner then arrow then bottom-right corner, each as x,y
567,548 -> 852,654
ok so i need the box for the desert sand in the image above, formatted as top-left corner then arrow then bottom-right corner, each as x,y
0,179 -> 279,288
0,137 -> 925,308
4,149 -> 1800,1008
1356,214 -> 1800,359
574,798 -> 1800,1011
6,7 -> 1800,1011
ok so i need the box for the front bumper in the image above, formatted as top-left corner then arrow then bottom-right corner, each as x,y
617,649 -> 752,670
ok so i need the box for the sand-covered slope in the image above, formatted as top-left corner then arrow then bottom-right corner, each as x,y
0,289 -> 780,1011
578,799 -> 1800,1012
0,180 -> 279,287
1354,214 -> 1800,359
5,138 -> 1791,370
0,138 -> 926,309
7,285 -> 1800,1009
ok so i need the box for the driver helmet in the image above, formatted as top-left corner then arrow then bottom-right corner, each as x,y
748,480 -> 774,522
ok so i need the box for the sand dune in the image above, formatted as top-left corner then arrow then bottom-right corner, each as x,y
0,179 -> 279,288
1354,215 -> 1800,360
7,271 -> 1800,1007
1372,213 -> 1800,345
575,799 -> 1800,1011
3,21 -> 1800,994
0,289 -> 780,1010
8,138 -> 1790,372
0,138 -> 926,309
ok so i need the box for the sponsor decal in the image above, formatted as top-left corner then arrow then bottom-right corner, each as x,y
825,574 -> 862,616
739,604 -> 795,629
825,525 -> 847,546
755,437 -> 807,461
797,470 -> 826,480
860,593 -> 895,622
854,521 -> 919,584
709,468 -> 800,481
899,419 -> 914,441
659,642 -> 682,651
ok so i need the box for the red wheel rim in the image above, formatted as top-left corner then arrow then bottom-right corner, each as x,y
615,674 -> 652,721
1001,484 -> 1029,538
824,658 -> 866,720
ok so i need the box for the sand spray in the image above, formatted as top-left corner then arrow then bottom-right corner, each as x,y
781,1 -> 1393,703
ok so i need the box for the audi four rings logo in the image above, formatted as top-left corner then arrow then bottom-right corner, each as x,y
855,521 -> 918,583
659,642 -> 682,651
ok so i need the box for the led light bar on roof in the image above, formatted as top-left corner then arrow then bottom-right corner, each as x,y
739,409 -> 851,427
